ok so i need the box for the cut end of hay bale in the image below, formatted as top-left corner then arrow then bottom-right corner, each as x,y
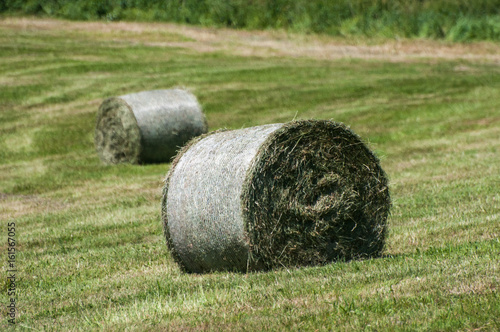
243,120 -> 391,270
162,120 -> 391,273
94,97 -> 142,164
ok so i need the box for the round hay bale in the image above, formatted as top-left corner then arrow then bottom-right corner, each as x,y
95,89 -> 208,164
162,120 -> 391,273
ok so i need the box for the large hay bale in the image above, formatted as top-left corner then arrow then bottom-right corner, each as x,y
162,120 -> 391,273
95,89 -> 208,164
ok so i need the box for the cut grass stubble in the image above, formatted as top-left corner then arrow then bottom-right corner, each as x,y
0,17 -> 499,330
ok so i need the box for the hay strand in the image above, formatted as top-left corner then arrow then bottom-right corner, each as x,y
162,120 -> 391,273
95,89 -> 208,164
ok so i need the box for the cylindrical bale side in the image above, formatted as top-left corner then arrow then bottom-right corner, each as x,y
162,120 -> 391,273
95,89 -> 208,164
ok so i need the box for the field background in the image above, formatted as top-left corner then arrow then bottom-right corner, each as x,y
1,7 -> 500,331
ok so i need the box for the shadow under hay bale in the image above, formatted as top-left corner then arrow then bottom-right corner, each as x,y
162,120 -> 391,273
95,89 -> 208,164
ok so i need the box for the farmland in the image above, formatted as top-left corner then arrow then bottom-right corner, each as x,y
0,17 -> 499,330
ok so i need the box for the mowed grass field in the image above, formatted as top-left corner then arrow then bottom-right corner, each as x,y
1,17 -> 499,330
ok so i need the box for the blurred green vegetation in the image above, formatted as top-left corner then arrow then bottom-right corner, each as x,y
2,0 -> 500,41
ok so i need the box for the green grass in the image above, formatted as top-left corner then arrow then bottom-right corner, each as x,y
1,17 -> 499,330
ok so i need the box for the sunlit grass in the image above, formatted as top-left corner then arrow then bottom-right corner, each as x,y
0,18 -> 499,330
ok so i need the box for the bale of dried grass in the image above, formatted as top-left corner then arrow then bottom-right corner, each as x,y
162,120 -> 391,273
95,89 -> 208,164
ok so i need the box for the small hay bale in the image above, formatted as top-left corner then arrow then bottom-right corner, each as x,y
162,120 -> 391,273
95,89 -> 208,164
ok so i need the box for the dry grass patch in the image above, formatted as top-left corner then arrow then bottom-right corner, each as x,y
0,193 -> 68,220
3,17 -> 500,62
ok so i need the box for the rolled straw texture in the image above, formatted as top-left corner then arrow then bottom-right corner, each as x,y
162,120 -> 391,273
95,89 -> 207,164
